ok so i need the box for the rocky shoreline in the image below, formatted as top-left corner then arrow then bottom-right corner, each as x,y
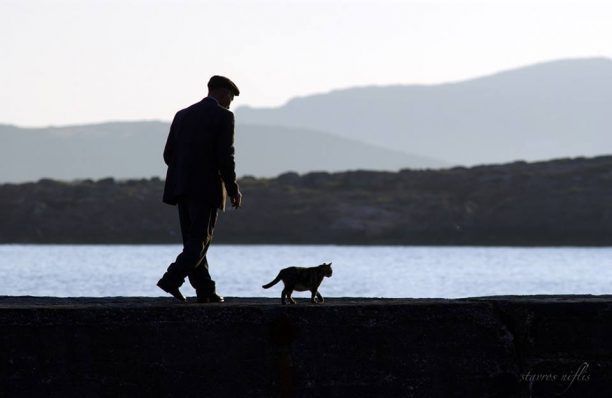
1,155 -> 611,245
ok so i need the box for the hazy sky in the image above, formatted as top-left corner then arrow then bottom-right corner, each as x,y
1,0 -> 611,126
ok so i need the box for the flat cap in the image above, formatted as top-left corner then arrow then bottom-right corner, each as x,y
207,75 -> 240,96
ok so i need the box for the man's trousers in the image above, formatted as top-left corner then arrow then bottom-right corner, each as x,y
161,196 -> 218,297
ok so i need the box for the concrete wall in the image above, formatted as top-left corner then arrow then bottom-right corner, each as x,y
1,296 -> 611,397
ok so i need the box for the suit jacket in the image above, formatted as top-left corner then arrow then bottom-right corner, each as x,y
162,97 -> 239,211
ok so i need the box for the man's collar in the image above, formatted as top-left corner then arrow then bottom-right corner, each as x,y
204,96 -> 220,106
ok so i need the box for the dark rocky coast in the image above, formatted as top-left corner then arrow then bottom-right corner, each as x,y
1,295 -> 611,397
1,155 -> 612,245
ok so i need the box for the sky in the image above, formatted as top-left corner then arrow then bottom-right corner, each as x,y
1,0 -> 612,127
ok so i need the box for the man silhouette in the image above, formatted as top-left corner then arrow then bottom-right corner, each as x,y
157,75 -> 242,303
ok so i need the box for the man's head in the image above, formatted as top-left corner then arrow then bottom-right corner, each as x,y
207,75 -> 240,109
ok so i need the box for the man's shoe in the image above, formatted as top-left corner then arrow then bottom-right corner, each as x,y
157,279 -> 186,302
196,293 -> 224,303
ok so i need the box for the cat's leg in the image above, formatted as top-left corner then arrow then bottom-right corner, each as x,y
316,292 -> 324,303
287,290 -> 296,304
281,288 -> 288,305
310,290 -> 317,304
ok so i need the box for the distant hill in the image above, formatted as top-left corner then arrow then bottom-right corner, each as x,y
4,57 -> 611,182
236,57 -> 612,165
1,155 -> 611,245
0,122 -> 445,183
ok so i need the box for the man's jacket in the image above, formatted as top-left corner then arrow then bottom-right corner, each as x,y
162,97 -> 239,211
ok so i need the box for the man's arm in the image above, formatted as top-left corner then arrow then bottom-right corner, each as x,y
163,114 -> 178,166
216,111 -> 241,206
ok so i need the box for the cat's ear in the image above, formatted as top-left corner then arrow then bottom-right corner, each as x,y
327,262 -> 332,266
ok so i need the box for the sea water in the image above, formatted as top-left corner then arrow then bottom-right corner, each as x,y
1,244 -> 611,299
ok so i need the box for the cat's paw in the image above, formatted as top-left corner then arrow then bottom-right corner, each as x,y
289,299 -> 297,304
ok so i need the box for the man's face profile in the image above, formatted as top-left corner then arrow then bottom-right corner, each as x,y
219,90 -> 234,109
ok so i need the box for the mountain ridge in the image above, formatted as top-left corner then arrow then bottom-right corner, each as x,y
0,121 -> 445,183
236,57 -> 612,165
238,57 -> 612,109
3,57 -> 612,182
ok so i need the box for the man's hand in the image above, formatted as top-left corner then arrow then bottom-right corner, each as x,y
231,191 -> 242,209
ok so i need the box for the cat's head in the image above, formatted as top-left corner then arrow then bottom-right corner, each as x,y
320,262 -> 333,277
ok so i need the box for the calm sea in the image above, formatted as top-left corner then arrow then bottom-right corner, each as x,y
1,244 -> 611,299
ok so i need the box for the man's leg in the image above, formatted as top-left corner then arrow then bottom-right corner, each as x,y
160,197 -> 217,291
188,205 -> 218,298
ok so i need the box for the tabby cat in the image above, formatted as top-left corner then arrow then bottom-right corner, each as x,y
262,262 -> 333,304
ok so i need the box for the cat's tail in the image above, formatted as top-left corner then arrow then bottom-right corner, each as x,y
262,274 -> 281,289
